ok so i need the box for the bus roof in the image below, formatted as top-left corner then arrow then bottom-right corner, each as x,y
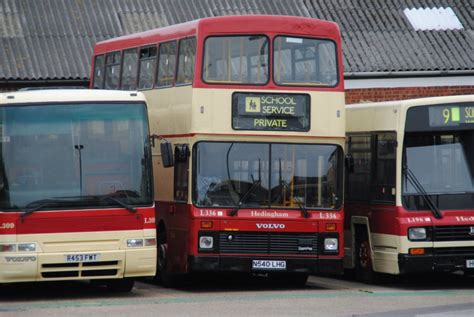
346,95 -> 474,132
93,15 -> 341,54
0,89 -> 146,105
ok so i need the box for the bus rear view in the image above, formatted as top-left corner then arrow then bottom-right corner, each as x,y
0,90 -> 155,291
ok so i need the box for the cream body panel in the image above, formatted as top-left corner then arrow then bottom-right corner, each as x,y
1,89 -> 147,105
0,230 -> 156,283
191,89 -> 345,137
145,86 -> 193,136
146,86 -> 345,203
16,229 -> 155,253
371,233 -> 401,274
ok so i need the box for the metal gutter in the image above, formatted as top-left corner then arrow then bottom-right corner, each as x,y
0,79 -> 89,84
344,70 -> 474,79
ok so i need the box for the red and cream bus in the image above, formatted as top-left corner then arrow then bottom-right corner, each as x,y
0,89 -> 156,291
92,15 -> 345,285
345,95 -> 474,282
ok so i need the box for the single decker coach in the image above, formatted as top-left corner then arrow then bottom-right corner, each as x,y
345,95 -> 474,282
0,90 -> 156,291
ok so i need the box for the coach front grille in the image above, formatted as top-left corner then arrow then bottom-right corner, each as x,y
433,226 -> 474,241
40,260 -> 120,279
218,232 -> 318,255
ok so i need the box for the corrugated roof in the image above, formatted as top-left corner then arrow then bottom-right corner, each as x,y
0,0 -> 472,80
307,0 -> 474,74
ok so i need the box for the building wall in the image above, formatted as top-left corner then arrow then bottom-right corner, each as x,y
346,86 -> 474,104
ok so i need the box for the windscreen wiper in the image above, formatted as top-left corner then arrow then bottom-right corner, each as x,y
280,179 -> 310,219
44,194 -> 138,214
21,199 -> 62,218
99,195 -> 137,213
229,179 -> 261,217
403,165 -> 442,219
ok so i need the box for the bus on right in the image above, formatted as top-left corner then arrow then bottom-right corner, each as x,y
344,95 -> 474,283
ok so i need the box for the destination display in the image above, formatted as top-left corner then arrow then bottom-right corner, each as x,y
429,104 -> 474,127
406,102 -> 474,132
232,93 -> 310,131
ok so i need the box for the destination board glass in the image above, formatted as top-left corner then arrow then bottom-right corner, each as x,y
232,93 -> 310,131
405,102 -> 474,132
429,104 -> 474,127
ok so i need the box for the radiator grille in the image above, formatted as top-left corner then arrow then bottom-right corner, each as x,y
40,260 -> 119,279
218,232 -> 318,255
433,226 -> 474,241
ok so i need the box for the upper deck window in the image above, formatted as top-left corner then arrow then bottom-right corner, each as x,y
138,46 -> 158,90
104,51 -> 122,90
92,55 -> 105,89
156,41 -> 177,88
203,35 -> 269,85
273,36 -> 338,87
121,48 -> 139,91
176,37 -> 196,85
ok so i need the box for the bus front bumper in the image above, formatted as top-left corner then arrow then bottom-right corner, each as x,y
399,248 -> 474,274
188,255 -> 343,275
0,248 -> 156,284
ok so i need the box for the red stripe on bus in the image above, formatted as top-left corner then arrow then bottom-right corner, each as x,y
0,207 -> 156,235
345,203 -> 474,236
160,132 -> 344,139
16,215 -> 143,234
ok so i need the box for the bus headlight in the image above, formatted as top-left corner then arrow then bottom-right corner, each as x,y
408,227 -> 427,241
324,238 -> 338,251
127,239 -> 144,248
18,243 -> 36,252
199,236 -> 214,249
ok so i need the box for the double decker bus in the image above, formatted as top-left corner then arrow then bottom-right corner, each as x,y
345,95 -> 474,282
0,90 -> 155,291
92,15 -> 345,285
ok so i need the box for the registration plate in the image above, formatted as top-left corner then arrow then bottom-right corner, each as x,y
65,253 -> 100,263
252,260 -> 286,270
466,259 -> 474,268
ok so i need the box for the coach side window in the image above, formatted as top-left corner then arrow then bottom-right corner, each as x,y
156,41 -> 177,87
92,55 -> 105,89
372,132 -> 397,203
346,134 -> 371,202
104,51 -> 121,90
138,46 -> 158,90
121,48 -> 139,90
176,37 -> 196,85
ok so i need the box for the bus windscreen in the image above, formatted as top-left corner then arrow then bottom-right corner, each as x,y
403,130 -> 474,210
0,103 -> 153,211
193,142 -> 342,210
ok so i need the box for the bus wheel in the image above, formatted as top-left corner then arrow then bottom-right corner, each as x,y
106,278 -> 135,292
155,237 -> 176,287
355,230 -> 379,284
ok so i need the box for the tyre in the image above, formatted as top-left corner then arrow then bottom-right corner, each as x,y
355,229 -> 381,284
106,278 -> 135,292
154,235 -> 177,287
